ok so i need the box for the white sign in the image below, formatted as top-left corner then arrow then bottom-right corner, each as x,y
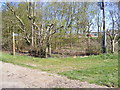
13,33 -> 18,36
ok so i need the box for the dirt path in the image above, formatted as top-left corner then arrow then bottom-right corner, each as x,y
0,61 -> 107,88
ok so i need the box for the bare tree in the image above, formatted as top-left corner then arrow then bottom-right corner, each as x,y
7,3 -> 31,44
107,10 -> 119,53
27,2 -> 36,47
7,2 -> 64,58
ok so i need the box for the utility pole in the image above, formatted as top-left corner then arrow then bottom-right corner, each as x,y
12,32 -> 15,55
102,0 -> 107,54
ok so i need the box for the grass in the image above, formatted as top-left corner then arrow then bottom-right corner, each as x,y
59,59 -> 118,87
0,52 -> 118,87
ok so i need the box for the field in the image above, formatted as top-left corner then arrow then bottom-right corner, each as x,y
0,52 -> 118,87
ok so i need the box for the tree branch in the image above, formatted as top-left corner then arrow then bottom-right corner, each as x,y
7,3 -> 25,30
7,3 -> 31,44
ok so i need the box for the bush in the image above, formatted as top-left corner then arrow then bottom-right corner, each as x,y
28,47 -> 46,58
86,40 -> 102,55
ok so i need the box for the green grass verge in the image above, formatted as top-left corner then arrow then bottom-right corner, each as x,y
59,59 -> 118,87
0,52 -> 118,87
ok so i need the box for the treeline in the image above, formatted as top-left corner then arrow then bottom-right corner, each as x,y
2,2 -> 119,58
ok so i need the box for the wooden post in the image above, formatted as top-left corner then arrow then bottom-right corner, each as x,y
13,32 -> 15,55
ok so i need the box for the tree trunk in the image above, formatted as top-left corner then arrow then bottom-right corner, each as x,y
31,24 -> 34,47
48,43 -> 51,56
12,32 -> 15,55
102,0 -> 107,54
87,35 -> 90,55
111,40 -> 115,53
45,46 -> 48,58
38,28 -> 44,58
45,37 -> 52,58
28,2 -> 36,47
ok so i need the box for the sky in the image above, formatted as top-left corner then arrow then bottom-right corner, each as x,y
0,0 -> 119,2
